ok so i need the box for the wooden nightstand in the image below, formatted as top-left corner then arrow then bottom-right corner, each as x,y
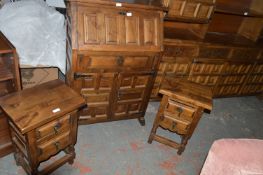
0,80 -> 86,175
148,79 -> 213,155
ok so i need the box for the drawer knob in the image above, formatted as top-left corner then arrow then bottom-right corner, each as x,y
117,56 -> 124,66
172,121 -> 177,129
54,122 -> 62,134
177,107 -> 183,117
54,142 -> 60,151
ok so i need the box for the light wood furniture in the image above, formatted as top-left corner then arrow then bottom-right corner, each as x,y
65,0 -> 163,125
151,0 -> 263,99
148,79 -> 212,154
0,31 -> 21,158
0,80 -> 86,175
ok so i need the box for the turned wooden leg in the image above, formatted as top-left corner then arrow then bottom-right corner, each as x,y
148,117 -> 161,144
65,146 -> 76,165
138,117 -> 145,126
177,136 -> 189,155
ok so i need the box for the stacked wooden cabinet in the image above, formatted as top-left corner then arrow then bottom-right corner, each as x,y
151,0 -> 263,99
65,0 -> 163,125
0,32 -> 21,157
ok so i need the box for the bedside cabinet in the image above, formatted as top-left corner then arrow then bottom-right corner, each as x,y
148,79 -> 212,155
0,80 -> 86,175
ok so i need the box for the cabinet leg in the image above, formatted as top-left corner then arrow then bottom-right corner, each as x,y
177,136 -> 188,155
148,121 -> 159,144
138,117 -> 145,126
14,152 -> 22,166
65,146 -> 76,165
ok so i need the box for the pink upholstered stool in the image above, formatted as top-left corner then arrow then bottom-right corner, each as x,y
200,139 -> 263,175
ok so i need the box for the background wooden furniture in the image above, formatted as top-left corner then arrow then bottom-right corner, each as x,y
65,0 -> 163,125
151,0 -> 263,99
0,80 -> 86,175
0,31 -> 21,158
148,79 -> 212,154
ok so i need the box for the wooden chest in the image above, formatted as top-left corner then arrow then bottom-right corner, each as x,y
66,0 -> 163,125
0,31 -> 21,157
0,80 -> 86,175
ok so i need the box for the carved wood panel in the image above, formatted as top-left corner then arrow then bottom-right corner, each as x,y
188,59 -> 224,87
74,72 -> 116,120
77,6 -> 161,51
241,62 -> 263,94
214,62 -> 253,97
114,72 -> 153,118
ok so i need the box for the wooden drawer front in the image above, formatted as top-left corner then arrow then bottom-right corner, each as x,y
188,75 -> 219,86
252,64 -> 263,74
224,64 -> 252,74
77,6 -> 161,51
160,114 -> 191,135
36,115 -> 71,143
230,49 -> 260,60
37,132 -> 70,162
215,85 -> 241,97
164,98 -> 196,122
167,0 -> 215,21
164,45 -> 198,57
241,84 -> 263,94
161,57 -> 191,76
189,61 -> 224,75
221,75 -> 246,85
77,55 -> 154,71
246,75 -> 263,84
199,46 -> 230,58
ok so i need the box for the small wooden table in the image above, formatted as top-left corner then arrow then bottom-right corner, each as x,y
148,79 -> 213,155
0,80 -> 86,175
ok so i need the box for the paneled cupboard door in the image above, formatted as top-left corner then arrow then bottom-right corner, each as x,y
77,6 -> 161,51
73,72 -> 117,124
113,72 -> 154,121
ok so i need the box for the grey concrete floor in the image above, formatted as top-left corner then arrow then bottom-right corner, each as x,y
0,96 -> 262,175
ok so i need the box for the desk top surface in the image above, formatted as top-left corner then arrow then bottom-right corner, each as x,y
160,78 -> 213,110
0,80 -> 86,134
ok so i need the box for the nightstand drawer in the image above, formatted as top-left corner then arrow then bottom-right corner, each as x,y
37,132 -> 70,162
164,99 -> 196,121
36,115 -> 71,142
160,114 -> 191,134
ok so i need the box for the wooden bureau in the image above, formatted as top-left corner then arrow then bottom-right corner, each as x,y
65,0 -> 163,125
0,80 -> 86,175
0,31 -> 21,157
